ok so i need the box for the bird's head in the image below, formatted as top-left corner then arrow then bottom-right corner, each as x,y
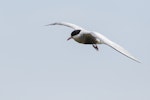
67,30 -> 81,41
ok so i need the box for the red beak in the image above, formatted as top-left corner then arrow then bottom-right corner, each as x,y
67,37 -> 72,41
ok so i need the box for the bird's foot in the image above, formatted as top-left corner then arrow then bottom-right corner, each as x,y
92,44 -> 99,51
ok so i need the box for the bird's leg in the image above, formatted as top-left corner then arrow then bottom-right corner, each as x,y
92,44 -> 99,51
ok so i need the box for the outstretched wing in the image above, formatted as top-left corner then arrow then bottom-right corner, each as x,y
46,22 -> 86,31
91,32 -> 140,63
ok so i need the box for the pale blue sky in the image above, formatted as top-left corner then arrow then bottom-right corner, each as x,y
0,0 -> 150,100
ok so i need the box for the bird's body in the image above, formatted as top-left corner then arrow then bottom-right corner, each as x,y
47,22 -> 140,63
73,32 -> 100,44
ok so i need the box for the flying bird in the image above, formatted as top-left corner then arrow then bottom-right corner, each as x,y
46,22 -> 140,63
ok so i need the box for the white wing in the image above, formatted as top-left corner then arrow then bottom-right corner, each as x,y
46,22 -> 86,31
92,32 -> 140,63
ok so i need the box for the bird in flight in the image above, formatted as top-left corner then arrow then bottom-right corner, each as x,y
46,22 -> 140,63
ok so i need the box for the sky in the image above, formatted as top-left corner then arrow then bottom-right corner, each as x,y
0,0 -> 150,100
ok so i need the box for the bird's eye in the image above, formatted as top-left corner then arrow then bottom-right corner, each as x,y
71,30 -> 81,36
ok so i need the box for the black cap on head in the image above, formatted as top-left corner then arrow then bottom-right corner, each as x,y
71,30 -> 81,36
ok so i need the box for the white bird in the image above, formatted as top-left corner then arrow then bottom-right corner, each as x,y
47,22 -> 140,63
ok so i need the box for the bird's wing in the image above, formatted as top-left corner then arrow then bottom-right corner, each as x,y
46,22 -> 86,31
91,32 -> 140,63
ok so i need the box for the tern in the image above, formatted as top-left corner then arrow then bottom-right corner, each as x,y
47,22 -> 140,63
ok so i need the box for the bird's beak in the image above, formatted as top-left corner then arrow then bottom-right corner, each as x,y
67,37 -> 72,41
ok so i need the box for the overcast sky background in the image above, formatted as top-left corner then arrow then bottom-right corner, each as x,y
0,0 -> 150,100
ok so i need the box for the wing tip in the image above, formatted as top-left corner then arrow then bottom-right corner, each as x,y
45,22 -> 71,27
132,58 -> 141,63
45,23 -> 57,26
